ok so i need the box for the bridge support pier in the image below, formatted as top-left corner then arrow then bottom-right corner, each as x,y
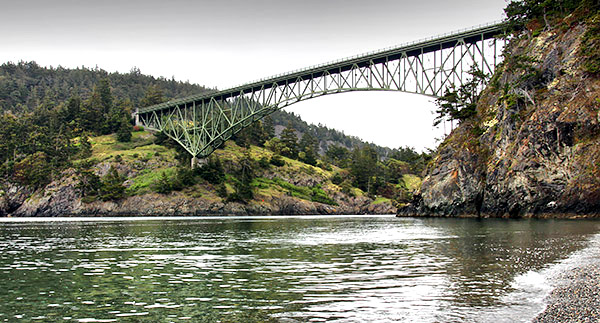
191,157 -> 207,169
135,22 -> 506,161
134,108 -> 140,126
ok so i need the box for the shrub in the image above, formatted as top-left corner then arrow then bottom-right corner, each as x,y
331,172 -> 344,185
99,166 -> 126,201
76,168 -> 102,200
270,154 -> 285,167
116,119 -> 132,142
13,152 -> 51,188
258,156 -> 270,169
197,156 -> 225,184
153,171 -> 173,194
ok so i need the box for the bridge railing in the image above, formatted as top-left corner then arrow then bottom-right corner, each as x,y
230,20 -> 506,89
139,20 -> 507,114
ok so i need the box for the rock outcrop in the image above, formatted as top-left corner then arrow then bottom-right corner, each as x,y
400,16 -> 600,218
2,158 -> 396,217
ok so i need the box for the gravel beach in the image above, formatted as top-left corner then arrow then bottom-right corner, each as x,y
532,237 -> 600,323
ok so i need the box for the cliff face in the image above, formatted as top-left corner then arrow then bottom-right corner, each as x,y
402,15 -> 600,217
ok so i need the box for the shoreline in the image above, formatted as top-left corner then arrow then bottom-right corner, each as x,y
396,212 -> 600,220
533,234 -> 600,322
0,214 -> 398,222
2,212 -> 600,219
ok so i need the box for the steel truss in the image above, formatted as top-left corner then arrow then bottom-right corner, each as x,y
137,22 -> 507,159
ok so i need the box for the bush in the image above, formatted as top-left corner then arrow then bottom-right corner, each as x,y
13,152 -> 51,188
116,119 -> 132,142
270,154 -> 285,167
331,172 -> 344,185
76,168 -> 102,200
99,166 -> 126,201
133,125 -> 144,132
311,187 -> 337,205
258,156 -> 270,169
197,156 -> 225,184
153,171 -> 173,194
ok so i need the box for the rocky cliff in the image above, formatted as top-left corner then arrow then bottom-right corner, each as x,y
401,13 -> 600,218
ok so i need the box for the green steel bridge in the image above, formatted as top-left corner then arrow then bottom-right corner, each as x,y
135,21 -> 507,165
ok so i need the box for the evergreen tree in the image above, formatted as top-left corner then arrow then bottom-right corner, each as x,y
97,78 -> 113,115
153,171 -> 173,194
171,166 -> 196,190
198,156 -> 225,184
299,132 -> 319,166
350,146 -> 382,195
434,66 -> 487,126
263,116 -> 275,138
116,117 -> 132,142
58,95 -> 81,132
99,166 -> 126,201
79,133 -> 93,158
13,151 -> 51,188
76,168 -> 102,199
140,85 -> 165,107
229,151 -> 255,202
325,145 -> 351,168
280,123 -> 299,159
81,87 -> 105,133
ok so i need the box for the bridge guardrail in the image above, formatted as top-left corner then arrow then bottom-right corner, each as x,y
139,20 -> 507,114
231,20 -> 506,88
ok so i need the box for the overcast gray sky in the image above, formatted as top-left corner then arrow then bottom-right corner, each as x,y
0,0 -> 508,150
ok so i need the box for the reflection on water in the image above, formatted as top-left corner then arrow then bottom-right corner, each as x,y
0,216 -> 599,322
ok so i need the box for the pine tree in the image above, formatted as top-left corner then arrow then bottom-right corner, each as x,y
140,85 -> 165,107
280,123 -> 299,159
263,116 -> 275,138
97,78 -> 113,115
79,133 -> 93,158
77,168 -> 102,198
99,166 -> 126,201
299,132 -> 319,166
434,66 -> 487,126
350,146 -> 382,194
116,118 -> 132,142
153,171 -> 172,194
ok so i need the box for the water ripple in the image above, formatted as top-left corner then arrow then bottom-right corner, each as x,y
0,216 -> 598,322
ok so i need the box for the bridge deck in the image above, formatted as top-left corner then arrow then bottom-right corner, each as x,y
139,21 -> 506,115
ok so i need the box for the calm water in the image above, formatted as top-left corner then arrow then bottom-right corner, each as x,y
1,215 -> 599,322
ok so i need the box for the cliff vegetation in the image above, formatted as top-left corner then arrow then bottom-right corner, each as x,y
401,0 -> 600,218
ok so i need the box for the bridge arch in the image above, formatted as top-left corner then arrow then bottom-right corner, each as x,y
136,22 -> 506,159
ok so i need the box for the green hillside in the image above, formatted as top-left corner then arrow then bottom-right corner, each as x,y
0,64 -> 427,216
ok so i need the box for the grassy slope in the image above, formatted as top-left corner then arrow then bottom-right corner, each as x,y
75,131 -> 393,209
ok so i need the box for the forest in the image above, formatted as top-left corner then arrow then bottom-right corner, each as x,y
0,62 -> 428,205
